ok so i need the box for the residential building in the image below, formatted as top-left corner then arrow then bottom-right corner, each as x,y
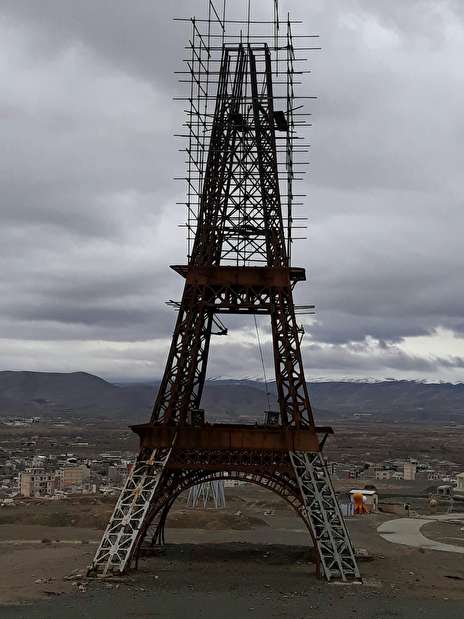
375,470 -> 393,480
56,465 -> 90,490
108,464 -> 129,486
403,461 -> 417,481
19,468 -> 55,497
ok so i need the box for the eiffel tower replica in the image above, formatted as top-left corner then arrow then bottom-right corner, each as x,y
88,1 -> 360,582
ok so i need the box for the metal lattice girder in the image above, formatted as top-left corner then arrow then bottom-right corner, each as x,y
271,286 -> 314,426
191,45 -> 247,267
87,448 -> 172,576
150,286 -> 214,424
290,451 -> 360,581
187,480 -> 226,509
248,44 -> 288,268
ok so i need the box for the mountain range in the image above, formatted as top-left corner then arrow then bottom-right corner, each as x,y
0,371 -> 463,423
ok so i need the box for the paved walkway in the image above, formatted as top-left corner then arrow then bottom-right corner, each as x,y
378,513 -> 464,553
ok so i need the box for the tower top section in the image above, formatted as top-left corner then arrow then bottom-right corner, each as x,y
174,1 -> 319,265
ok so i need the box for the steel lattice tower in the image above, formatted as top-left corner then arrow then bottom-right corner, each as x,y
88,1 -> 360,582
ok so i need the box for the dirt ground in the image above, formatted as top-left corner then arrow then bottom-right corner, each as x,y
0,496 -> 116,530
422,520 -> 464,548
0,485 -> 463,618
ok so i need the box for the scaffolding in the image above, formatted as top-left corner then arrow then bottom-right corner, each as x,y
174,1 -> 319,265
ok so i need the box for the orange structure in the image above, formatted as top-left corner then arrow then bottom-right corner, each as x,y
352,491 -> 367,514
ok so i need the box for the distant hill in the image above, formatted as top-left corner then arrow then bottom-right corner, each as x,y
307,380 -> 464,422
0,371 -> 463,423
0,371 -> 153,420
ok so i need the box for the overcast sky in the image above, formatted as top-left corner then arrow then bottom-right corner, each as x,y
0,0 -> 463,383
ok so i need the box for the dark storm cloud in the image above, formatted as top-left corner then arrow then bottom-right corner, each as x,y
0,1 -> 192,85
0,0 -> 463,380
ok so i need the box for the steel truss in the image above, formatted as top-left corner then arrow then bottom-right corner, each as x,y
289,452 -> 359,580
89,447 -> 172,577
186,479 -> 226,509
89,4 -> 360,584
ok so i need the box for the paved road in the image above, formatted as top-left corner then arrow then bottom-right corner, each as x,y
2,588 -> 464,619
378,513 -> 464,554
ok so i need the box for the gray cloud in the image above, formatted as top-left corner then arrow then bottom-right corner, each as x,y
0,0 -> 463,381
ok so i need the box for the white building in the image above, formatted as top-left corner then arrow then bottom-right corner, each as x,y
453,472 -> 464,500
403,461 -> 417,481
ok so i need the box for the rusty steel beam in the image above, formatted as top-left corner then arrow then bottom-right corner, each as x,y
171,264 -> 306,285
131,422 -> 329,452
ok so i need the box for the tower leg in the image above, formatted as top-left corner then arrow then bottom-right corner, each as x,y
87,447 -> 172,577
150,497 -> 175,546
290,451 -> 361,581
